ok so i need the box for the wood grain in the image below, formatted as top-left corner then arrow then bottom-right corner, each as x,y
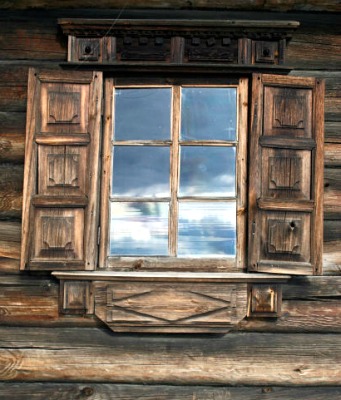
0,328 -> 340,385
0,274 -> 99,326
0,383 -> 340,400
1,1 -> 340,12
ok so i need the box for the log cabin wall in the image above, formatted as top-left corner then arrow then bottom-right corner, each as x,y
0,3 -> 340,399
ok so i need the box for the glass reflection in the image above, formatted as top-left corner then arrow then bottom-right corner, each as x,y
110,202 -> 169,256
181,87 -> 237,141
115,88 -> 171,140
112,146 -> 170,197
179,146 -> 236,197
178,202 -> 236,257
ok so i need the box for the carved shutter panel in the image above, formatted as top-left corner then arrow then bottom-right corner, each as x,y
249,74 -> 324,275
21,69 -> 102,271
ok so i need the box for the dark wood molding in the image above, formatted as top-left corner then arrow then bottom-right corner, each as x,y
59,18 -> 299,67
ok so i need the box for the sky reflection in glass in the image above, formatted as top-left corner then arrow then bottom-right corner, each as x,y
114,88 -> 171,140
112,146 -> 170,197
179,146 -> 236,197
178,202 -> 236,257
181,88 -> 237,141
110,202 -> 169,256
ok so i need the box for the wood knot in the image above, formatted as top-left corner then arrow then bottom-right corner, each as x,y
80,387 -> 94,397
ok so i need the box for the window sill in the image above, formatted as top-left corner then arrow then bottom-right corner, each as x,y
53,271 -> 290,333
52,270 -> 290,282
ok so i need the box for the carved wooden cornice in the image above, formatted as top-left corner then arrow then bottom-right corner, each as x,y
59,19 -> 299,38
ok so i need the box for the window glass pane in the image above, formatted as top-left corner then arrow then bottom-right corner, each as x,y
181,88 -> 237,141
112,146 -> 170,197
179,146 -> 236,197
110,202 -> 169,256
178,202 -> 236,257
114,88 -> 171,140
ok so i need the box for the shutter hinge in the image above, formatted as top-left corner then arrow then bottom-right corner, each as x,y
252,221 -> 256,235
97,226 -> 101,245
101,98 -> 104,116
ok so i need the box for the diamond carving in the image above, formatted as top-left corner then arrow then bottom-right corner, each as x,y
107,288 -> 231,323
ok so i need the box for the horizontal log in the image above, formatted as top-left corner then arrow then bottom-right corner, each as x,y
0,134 -> 25,163
0,64 -> 29,86
0,215 -> 21,270
0,274 -> 340,331
0,221 -> 21,242
323,241 -> 341,275
0,164 -> 23,219
240,299 -> 341,332
324,219 -> 341,243
325,143 -> 341,167
286,33 -> 341,70
0,383 -> 340,400
0,240 -> 20,259
0,20 -> 65,61
0,86 -> 27,112
1,1 -> 340,12
0,112 -> 26,135
324,168 -> 341,218
0,258 -> 20,274
325,123 -> 341,143
0,328 -> 340,384
282,276 -> 341,299
0,274 -> 99,326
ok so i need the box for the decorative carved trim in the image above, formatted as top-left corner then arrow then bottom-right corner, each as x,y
59,19 -> 299,66
247,284 -> 281,317
54,272 -> 288,333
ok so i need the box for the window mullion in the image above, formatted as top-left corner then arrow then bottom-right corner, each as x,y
169,86 -> 181,256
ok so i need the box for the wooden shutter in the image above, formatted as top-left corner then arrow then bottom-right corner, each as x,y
249,74 -> 324,275
20,69 -> 102,271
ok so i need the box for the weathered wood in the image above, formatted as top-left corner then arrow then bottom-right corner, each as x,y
0,258 -> 20,274
1,1 -> 340,12
0,328 -> 340,384
241,300 -> 341,332
241,277 -> 341,332
0,164 -> 23,219
323,240 -> 341,275
324,219 -> 341,243
0,383 -> 340,400
248,74 -> 324,275
282,276 -> 341,299
0,273 -> 339,331
325,143 -> 341,167
287,33 -> 341,69
0,86 -> 27,112
0,112 -> 26,135
325,121 -> 341,142
0,274 -> 99,326
0,20 -> 65,61
21,69 -> 102,271
0,134 -> 25,163
324,168 -> 341,218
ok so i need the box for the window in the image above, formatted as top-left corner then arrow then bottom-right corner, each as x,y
99,79 -> 248,270
19,17 -> 325,332
21,71 -> 323,277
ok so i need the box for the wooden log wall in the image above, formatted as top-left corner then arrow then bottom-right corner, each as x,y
0,8 -> 340,399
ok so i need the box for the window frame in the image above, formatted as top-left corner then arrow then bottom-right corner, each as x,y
99,77 -> 248,271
